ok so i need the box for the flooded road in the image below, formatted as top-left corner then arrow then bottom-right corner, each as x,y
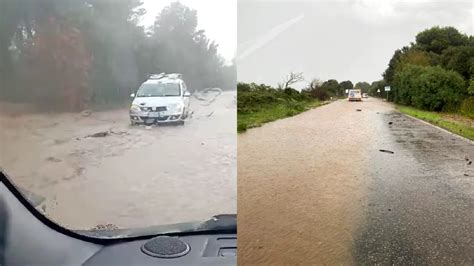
238,97 -> 474,264
0,91 -> 237,230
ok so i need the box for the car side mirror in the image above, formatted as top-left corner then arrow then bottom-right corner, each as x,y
130,93 -> 135,98
184,91 -> 191,97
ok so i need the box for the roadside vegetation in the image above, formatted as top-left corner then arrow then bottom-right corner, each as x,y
368,26 -> 473,138
398,106 -> 474,140
238,73 -> 355,132
0,1 -> 236,111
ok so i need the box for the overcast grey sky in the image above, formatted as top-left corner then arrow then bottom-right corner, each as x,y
141,0 -> 236,63
237,0 -> 473,88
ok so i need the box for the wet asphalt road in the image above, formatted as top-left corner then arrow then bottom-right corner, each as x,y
238,97 -> 473,265
355,109 -> 474,264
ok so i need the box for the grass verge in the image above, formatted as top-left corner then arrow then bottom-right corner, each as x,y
238,100 -> 324,133
397,105 -> 474,141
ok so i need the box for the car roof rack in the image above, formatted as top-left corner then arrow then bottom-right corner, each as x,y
165,73 -> 182,79
148,73 -> 182,80
148,73 -> 166,80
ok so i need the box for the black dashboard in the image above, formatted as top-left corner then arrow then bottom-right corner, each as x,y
0,172 -> 236,265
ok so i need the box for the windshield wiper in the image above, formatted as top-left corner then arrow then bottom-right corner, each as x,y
74,214 -> 236,239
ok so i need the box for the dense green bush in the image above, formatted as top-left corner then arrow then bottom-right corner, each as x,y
460,97 -> 474,118
237,82 -> 312,114
382,26 -> 473,116
393,65 -> 424,106
468,78 -> 474,95
393,65 -> 466,111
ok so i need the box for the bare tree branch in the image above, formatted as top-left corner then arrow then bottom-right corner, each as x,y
280,72 -> 304,89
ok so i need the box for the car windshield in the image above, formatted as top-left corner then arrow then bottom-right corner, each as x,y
0,0 -> 236,236
137,82 -> 180,97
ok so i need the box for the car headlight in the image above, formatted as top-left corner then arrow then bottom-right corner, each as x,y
168,103 -> 184,112
130,104 -> 141,112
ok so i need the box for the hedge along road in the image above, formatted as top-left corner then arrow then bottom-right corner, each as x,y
0,90 -> 237,230
238,97 -> 474,265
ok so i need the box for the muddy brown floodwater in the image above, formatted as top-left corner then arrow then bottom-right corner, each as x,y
239,97 -> 474,265
0,91 -> 236,230
238,98 -> 393,265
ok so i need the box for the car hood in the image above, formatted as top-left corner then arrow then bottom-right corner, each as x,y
132,96 -> 182,107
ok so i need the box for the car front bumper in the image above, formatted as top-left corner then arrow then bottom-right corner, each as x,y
129,110 -> 184,124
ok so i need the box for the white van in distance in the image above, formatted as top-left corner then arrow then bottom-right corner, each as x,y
348,89 -> 362,101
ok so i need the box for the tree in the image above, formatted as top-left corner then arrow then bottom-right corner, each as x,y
469,78 -> 474,95
354,82 -> 370,93
383,49 -> 403,84
396,48 -> 432,71
278,72 -> 304,89
340,80 -> 353,92
416,26 -> 469,54
368,80 -> 386,97
0,1 -> 235,109
304,79 -> 329,100
149,2 -> 231,91
24,17 -> 93,110
440,45 -> 474,80
393,65 -> 466,111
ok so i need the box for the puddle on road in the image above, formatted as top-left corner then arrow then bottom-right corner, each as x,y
0,91 -> 237,230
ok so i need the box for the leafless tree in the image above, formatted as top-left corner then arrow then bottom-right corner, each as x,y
308,78 -> 322,90
278,72 -> 305,89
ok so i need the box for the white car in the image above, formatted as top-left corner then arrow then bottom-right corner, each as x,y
348,89 -> 362,101
129,73 -> 191,125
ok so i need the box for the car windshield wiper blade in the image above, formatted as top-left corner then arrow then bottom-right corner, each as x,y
74,214 -> 236,239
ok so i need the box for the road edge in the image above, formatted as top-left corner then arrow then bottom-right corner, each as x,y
401,112 -> 474,145
237,99 -> 336,134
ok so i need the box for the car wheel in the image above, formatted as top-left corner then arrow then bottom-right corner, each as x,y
178,120 -> 185,126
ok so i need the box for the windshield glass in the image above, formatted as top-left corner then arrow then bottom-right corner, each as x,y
137,82 -> 180,97
0,0 -> 237,235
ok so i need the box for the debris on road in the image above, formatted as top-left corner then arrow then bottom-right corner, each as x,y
90,223 -> 119,231
207,111 -> 214,117
388,122 -> 393,125
194,88 -> 223,106
465,155 -> 470,161
356,109 -> 362,111
468,161 -> 472,165
86,131 -> 109,138
379,149 -> 394,154
46,156 -> 62,163
464,173 -> 470,176
85,129 -> 130,138
80,110 -> 92,117
53,138 -> 69,145
109,129 -> 128,136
